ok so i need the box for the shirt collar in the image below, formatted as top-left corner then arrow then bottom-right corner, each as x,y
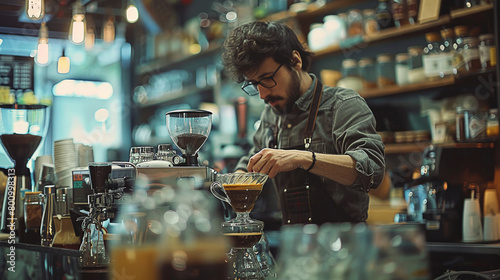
294,73 -> 317,112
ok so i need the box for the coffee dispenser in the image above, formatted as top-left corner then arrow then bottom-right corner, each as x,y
403,143 -> 494,242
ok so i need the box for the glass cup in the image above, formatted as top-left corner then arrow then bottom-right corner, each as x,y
210,172 -> 268,224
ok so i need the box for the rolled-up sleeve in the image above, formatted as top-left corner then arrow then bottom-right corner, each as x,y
333,94 -> 385,192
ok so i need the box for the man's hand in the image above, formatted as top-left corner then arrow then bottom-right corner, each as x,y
247,148 -> 309,178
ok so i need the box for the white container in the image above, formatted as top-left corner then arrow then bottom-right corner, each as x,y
462,198 -> 483,242
308,23 -> 327,51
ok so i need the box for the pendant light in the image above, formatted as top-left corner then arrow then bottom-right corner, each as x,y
68,1 -> 86,45
57,48 -> 70,74
126,0 -> 139,24
26,0 -> 45,20
36,22 -> 49,66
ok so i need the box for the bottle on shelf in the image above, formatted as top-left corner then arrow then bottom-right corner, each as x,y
422,32 -> 442,80
452,25 -> 469,74
347,9 -> 364,37
405,0 -> 419,25
439,28 -> 455,78
479,33 -> 496,69
376,54 -> 396,88
337,59 -> 364,92
395,53 -> 410,86
375,0 -> 395,30
463,37 -> 481,72
407,46 -> 426,84
391,0 -> 409,27
359,57 -> 377,89
486,108 -> 499,138
363,9 -> 379,36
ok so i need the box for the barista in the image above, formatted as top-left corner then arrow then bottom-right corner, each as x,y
221,21 -> 385,224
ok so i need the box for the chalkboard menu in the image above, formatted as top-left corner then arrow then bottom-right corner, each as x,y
0,55 -> 34,104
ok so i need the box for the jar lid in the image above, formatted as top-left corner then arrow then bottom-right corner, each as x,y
425,32 -> 441,42
408,46 -> 423,55
440,28 -> 455,39
479,33 -> 494,41
342,59 -> 358,68
454,25 -> 469,36
358,57 -> 374,67
376,54 -> 393,63
395,53 -> 409,62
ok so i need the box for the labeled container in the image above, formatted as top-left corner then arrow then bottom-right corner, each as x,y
347,9 -> 364,36
486,108 -> 499,138
463,37 -> 481,72
337,59 -> 364,92
395,53 -> 410,85
453,25 -> 469,74
479,34 -> 496,69
423,32 -> 442,79
464,110 -> 487,141
359,57 -> 377,89
439,28 -> 455,77
376,54 -> 396,88
363,9 -> 379,36
407,46 -> 426,84
323,15 -> 346,46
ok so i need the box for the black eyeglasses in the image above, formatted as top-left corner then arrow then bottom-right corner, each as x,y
241,64 -> 283,96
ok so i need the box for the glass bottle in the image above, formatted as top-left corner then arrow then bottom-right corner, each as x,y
376,54 -> 396,88
391,0 -> 409,27
479,34 -> 496,69
486,108 -> 499,138
423,32 -> 442,80
406,0 -> 419,24
463,37 -> 481,72
375,0 -> 395,30
347,9 -> 364,37
363,9 -> 379,36
453,25 -> 469,74
323,15 -> 346,46
308,23 -> 326,51
24,191 -> 43,245
439,28 -> 455,78
40,185 -> 56,247
407,46 -> 426,84
359,58 -> 377,89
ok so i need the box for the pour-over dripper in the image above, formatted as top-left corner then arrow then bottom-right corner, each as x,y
210,172 -> 268,224
166,109 -> 212,166
88,162 -> 112,193
0,104 -> 49,235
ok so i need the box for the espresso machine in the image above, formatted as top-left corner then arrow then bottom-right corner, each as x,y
78,162 -> 135,267
402,144 -> 495,242
136,110 -> 217,191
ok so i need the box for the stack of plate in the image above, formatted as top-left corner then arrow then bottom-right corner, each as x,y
54,138 -> 78,187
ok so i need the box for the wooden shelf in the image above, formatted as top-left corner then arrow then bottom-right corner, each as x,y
264,0 -> 368,22
135,44 -> 222,75
384,141 -> 494,154
136,85 -> 213,107
359,77 -> 455,99
450,3 -> 494,19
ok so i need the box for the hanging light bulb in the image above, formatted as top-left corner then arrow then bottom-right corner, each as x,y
126,1 -> 139,24
103,16 -> 115,43
68,1 -> 86,45
58,48 -> 70,74
36,22 -> 49,66
26,0 -> 45,20
85,27 -> 95,50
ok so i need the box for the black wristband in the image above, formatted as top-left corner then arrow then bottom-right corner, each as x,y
306,151 -> 316,172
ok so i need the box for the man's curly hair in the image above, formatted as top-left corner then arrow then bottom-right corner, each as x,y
221,21 -> 313,83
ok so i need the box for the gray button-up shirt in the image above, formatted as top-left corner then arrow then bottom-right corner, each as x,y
235,74 -> 385,224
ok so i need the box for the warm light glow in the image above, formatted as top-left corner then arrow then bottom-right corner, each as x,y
189,44 -> 201,54
70,15 -> 85,44
126,4 -> 139,23
53,79 -> 113,99
58,55 -> 70,74
85,28 -> 95,50
36,23 -> 49,65
26,0 -> 45,20
103,17 -> 115,43
94,108 -> 109,122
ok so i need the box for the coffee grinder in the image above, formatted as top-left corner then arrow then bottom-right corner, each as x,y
0,104 -> 49,238
404,144 -> 494,242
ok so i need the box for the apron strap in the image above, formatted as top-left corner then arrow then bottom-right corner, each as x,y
304,79 -> 323,150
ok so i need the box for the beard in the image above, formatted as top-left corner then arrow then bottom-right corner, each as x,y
266,71 -> 302,114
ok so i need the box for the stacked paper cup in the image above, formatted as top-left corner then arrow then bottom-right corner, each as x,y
54,139 -> 78,187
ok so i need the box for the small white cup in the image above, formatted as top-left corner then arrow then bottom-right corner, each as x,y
463,198 -> 483,242
483,215 -> 498,241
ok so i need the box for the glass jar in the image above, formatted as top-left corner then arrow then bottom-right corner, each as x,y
395,53 -> 410,86
139,146 -> 155,163
376,54 -> 396,88
359,58 -> 377,89
391,0 -> 409,27
407,46 -> 426,84
347,9 -> 364,37
439,28 -> 455,78
463,37 -> 481,72
308,23 -> 326,51
337,59 -> 364,92
486,108 -> 499,138
406,0 -> 419,24
24,191 -> 44,245
129,147 -> 141,164
323,15 -> 346,46
479,34 -> 496,69
423,32 -> 442,80
363,9 -> 379,36
453,25 -> 469,74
